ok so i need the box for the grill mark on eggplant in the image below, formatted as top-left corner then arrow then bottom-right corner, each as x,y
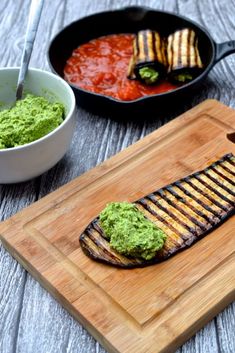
158,32 -> 165,65
92,220 -> 108,239
203,170 -> 235,197
192,174 -> 234,206
227,155 -> 235,166
136,200 -> 183,251
82,231 -> 137,266
138,32 -> 145,62
193,32 -> 198,67
135,201 -> 184,249
135,33 -> 140,57
173,181 -> 223,216
210,166 -> 235,186
128,30 -> 167,80
170,32 -> 174,71
173,31 -> 179,69
161,34 -> 167,66
79,153 -> 235,268
183,178 -> 229,212
143,31 -> 149,62
151,192 -> 205,233
154,189 -> 207,230
152,31 -> 157,62
84,228 -> 120,262
146,194 -> 197,236
180,29 -> 187,67
84,224 -> 140,265
136,198 -> 184,238
166,28 -> 203,81
187,29 -> 192,67
85,227 -> 110,253
154,32 -> 160,63
165,186 -> 219,225
167,33 -> 172,71
222,159 -> 235,174
177,29 -> 183,67
219,163 -> 235,177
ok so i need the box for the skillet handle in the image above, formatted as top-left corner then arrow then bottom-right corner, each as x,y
215,40 -> 235,63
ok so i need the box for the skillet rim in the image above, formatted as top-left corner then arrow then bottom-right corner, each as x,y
47,6 -> 216,105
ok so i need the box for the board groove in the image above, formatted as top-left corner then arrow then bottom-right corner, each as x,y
0,99 -> 235,353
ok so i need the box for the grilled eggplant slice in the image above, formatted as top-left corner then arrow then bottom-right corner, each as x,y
167,28 -> 203,83
79,153 -> 235,268
127,30 -> 167,84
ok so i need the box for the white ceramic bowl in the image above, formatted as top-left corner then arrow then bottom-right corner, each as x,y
0,67 -> 76,184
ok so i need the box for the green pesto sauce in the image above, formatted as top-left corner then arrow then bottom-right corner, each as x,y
174,73 -> 193,82
99,202 -> 167,260
0,94 -> 64,149
139,67 -> 159,85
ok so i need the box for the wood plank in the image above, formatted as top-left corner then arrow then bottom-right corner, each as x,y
0,99 -> 234,353
1,0 -> 235,352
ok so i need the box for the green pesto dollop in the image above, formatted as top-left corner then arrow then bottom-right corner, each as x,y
173,73 -> 193,82
0,94 -> 64,149
99,202 -> 167,260
139,67 -> 159,85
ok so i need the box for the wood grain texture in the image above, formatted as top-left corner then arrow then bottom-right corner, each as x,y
0,100 -> 235,353
0,0 -> 234,353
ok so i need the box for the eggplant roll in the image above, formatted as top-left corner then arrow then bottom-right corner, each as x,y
80,153 -> 235,268
167,28 -> 203,82
127,30 -> 167,84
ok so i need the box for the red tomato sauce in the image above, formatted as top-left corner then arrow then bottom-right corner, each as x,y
64,34 -> 178,101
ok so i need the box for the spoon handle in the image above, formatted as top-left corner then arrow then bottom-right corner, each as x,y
16,0 -> 44,100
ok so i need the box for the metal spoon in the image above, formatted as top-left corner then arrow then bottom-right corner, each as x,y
16,0 -> 44,101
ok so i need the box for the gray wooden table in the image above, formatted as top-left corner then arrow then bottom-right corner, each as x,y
0,0 -> 234,352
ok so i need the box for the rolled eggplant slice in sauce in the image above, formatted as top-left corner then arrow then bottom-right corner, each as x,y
167,28 -> 203,83
127,30 -> 167,84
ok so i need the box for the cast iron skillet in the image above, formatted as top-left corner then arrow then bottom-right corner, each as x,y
48,6 -> 235,115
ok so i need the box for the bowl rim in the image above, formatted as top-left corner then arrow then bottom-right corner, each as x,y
0,67 -> 76,153
48,6 -> 216,104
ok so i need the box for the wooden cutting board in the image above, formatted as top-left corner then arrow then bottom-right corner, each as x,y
0,99 -> 234,353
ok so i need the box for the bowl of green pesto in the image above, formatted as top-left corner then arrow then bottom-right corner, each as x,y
0,67 -> 76,184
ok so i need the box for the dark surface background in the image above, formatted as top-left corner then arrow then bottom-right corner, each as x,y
0,0 -> 234,352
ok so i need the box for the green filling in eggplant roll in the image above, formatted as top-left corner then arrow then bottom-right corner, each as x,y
167,28 -> 203,82
139,67 -> 160,84
127,30 -> 167,84
128,28 -> 203,85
